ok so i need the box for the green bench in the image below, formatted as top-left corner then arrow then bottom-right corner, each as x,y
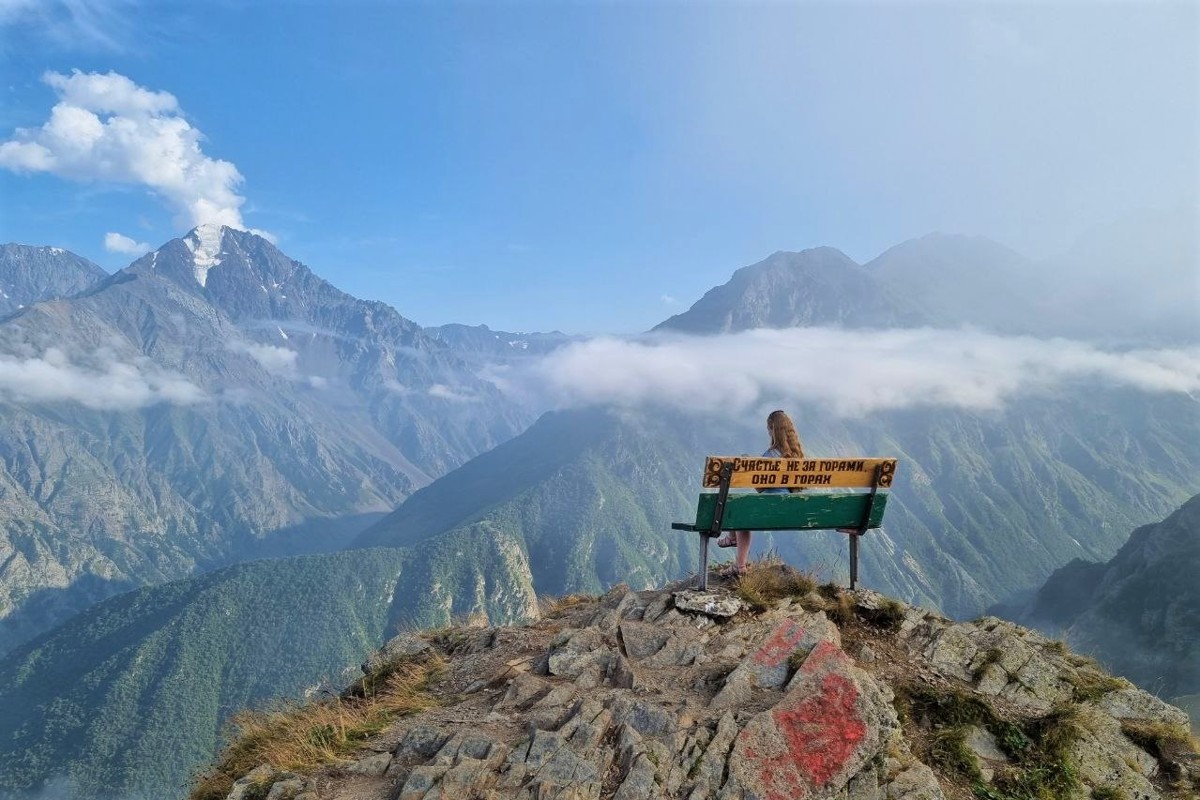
672,456 -> 898,590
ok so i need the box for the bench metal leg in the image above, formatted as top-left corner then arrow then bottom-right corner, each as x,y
849,533 -> 859,590
698,533 -> 710,590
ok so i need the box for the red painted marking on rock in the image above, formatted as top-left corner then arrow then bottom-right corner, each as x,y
747,642 -> 867,800
751,619 -> 808,668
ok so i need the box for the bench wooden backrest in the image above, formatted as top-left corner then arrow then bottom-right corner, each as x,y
701,456 -> 897,490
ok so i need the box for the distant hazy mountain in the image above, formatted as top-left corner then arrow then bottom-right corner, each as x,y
653,247 -> 931,333
1010,494 -> 1200,700
0,244 -> 107,315
425,323 -> 576,363
866,233 -> 1040,333
656,210 -> 1197,344
866,208 -> 1198,344
0,226 -> 531,655
0,541 -> 537,800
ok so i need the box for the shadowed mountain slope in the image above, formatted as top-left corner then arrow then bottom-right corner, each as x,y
0,537 -> 538,800
1012,494 -> 1200,701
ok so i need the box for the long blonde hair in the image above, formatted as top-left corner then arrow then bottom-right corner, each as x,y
767,410 -> 804,459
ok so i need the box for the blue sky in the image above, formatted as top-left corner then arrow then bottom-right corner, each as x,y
0,1 -> 1195,333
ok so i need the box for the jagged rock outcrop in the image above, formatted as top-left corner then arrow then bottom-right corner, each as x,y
205,567 -> 1198,800
1010,494 -> 1200,704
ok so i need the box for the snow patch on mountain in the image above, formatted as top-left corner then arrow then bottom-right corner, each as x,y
185,224 -> 225,287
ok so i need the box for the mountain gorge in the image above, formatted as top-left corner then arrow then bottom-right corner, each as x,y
0,542 -> 538,800
357,390 -> 1199,621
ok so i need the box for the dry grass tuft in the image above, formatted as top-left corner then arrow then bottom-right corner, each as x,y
188,654 -> 444,800
1120,718 -> 1200,785
733,557 -> 817,612
857,598 -> 906,632
538,593 -> 596,617
812,583 -> 855,626
1065,667 -> 1128,703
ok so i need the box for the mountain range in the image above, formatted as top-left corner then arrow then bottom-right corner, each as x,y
0,215 -> 1195,799
0,226 -> 531,655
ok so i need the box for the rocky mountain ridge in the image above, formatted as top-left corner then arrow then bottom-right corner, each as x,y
197,565 -> 1199,800
1010,494 -> 1200,703
0,243 -> 107,316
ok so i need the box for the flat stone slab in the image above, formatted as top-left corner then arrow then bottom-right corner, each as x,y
673,590 -> 743,618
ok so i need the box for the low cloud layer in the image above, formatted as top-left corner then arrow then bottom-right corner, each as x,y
0,70 -> 251,230
0,347 -> 206,410
506,327 -> 1200,417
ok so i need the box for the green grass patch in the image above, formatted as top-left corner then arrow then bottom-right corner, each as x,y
897,683 -> 1084,800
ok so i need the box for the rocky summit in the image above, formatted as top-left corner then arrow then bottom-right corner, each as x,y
198,564 -> 1197,800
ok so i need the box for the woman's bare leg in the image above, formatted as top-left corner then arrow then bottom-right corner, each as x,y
735,530 -> 751,573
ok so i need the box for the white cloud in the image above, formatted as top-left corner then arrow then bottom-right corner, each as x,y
661,295 -> 679,305
428,384 -> 473,402
103,231 -> 149,255
0,347 -> 205,410
229,340 -> 298,377
509,327 -> 1200,418
0,70 -> 257,231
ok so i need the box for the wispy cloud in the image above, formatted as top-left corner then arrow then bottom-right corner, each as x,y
428,384 -> 474,402
0,70 -> 258,232
0,347 -> 205,410
502,327 -> 1200,417
0,0 -> 138,51
103,231 -> 150,255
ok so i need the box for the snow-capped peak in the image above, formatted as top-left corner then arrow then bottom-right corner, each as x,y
184,224 -> 226,287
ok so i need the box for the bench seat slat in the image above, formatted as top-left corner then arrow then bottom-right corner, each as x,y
679,492 -> 889,532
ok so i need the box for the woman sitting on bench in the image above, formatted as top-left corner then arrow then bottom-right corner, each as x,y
717,409 -> 804,576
